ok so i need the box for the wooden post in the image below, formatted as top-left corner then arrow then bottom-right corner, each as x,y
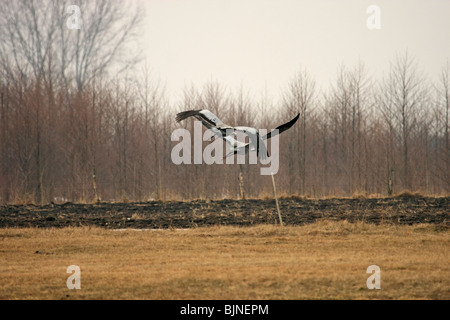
239,164 -> 245,200
92,167 -> 100,203
387,168 -> 394,196
271,172 -> 283,226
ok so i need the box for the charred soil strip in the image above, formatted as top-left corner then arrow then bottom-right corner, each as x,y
0,196 -> 448,229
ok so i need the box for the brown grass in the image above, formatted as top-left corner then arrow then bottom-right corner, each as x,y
393,190 -> 424,198
0,221 -> 448,300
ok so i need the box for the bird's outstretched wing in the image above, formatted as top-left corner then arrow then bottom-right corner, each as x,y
176,109 -> 232,131
194,115 -> 245,149
262,113 -> 300,140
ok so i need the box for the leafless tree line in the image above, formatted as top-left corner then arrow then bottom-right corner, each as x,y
0,1 -> 448,203
1,53 -> 448,204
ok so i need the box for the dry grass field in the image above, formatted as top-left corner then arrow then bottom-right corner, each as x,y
0,220 -> 448,300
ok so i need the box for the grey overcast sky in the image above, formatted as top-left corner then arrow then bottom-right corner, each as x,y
138,0 -> 450,102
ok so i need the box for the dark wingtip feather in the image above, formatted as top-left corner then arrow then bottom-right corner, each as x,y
176,110 -> 202,122
276,113 -> 300,132
289,113 -> 300,125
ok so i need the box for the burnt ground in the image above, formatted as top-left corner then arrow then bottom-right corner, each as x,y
0,195 -> 448,229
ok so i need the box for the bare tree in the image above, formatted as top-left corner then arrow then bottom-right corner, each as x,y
0,0 -> 57,81
347,62 -> 371,192
60,0 -> 144,91
282,68 -> 316,194
0,0 -> 144,91
136,64 -> 166,200
433,61 -> 450,189
380,51 -> 428,190
0,81 -> 7,203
